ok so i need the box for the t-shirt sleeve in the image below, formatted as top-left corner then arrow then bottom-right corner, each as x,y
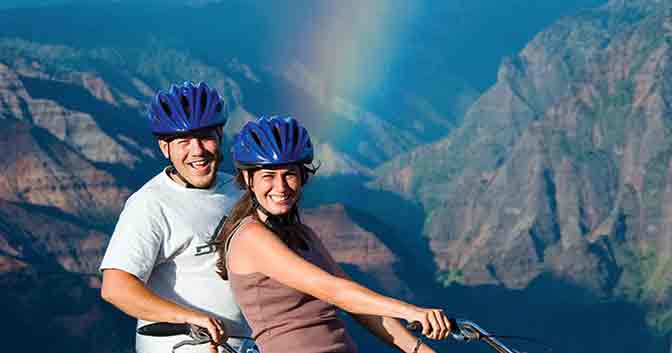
99,194 -> 165,283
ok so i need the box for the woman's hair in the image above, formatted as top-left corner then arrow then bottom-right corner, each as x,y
215,163 -> 318,279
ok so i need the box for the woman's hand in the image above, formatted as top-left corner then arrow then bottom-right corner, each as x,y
408,307 -> 452,340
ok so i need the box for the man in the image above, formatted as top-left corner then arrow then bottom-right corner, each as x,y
100,81 -> 252,353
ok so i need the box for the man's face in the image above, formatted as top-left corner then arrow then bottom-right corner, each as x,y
158,128 -> 221,188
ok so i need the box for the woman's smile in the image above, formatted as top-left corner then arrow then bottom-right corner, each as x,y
268,194 -> 291,203
245,165 -> 303,219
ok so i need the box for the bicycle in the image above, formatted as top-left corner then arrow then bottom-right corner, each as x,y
139,319 -> 551,353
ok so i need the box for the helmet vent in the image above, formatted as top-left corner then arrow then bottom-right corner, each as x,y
272,126 -> 283,150
148,81 -> 226,135
251,130 -> 263,148
160,98 -> 172,116
292,124 -> 300,145
180,95 -> 190,116
200,92 -> 208,113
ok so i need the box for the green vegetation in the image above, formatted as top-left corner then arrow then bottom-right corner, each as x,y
614,242 -> 672,335
628,33 -> 666,76
642,147 -> 672,220
610,80 -> 635,107
648,256 -> 672,299
436,268 -> 465,287
650,308 -> 672,336
576,149 -> 608,165
595,106 -> 628,150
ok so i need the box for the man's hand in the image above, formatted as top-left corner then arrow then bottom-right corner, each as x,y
186,314 -> 227,353
102,270 -> 231,352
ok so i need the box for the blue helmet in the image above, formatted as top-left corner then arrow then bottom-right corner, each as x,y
147,81 -> 227,136
232,116 -> 314,168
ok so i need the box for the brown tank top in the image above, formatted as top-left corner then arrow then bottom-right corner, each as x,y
225,217 -> 358,353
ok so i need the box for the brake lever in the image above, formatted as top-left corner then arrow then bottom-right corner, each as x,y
170,325 -> 211,353
456,321 -> 482,341
458,321 -> 517,353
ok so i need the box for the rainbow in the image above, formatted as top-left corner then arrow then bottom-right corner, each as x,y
270,1 -> 422,106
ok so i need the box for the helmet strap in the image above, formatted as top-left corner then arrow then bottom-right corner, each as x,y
166,165 -> 197,189
214,126 -> 224,165
251,195 -> 301,228
165,144 -> 197,189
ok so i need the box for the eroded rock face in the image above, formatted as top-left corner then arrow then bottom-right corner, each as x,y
0,198 -> 132,353
0,199 -> 107,275
374,0 -> 672,304
0,60 -> 154,169
0,120 -> 130,223
303,203 -> 411,298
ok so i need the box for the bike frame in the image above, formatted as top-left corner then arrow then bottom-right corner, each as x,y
141,319 -> 536,353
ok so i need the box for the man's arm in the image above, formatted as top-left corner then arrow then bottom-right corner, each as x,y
100,194 -> 228,353
101,269 -> 226,350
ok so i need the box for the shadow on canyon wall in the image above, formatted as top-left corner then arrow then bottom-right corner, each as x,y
302,173 -> 440,297
0,271 -> 134,353
301,175 -> 666,352
303,175 -> 428,252
345,271 -> 667,353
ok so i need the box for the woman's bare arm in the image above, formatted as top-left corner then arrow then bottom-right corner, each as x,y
306,231 -> 445,352
227,223 -> 450,342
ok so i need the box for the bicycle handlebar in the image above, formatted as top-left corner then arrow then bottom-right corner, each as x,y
138,322 -> 192,337
141,319 -> 544,353
137,322 -> 245,353
455,320 -> 517,353
407,319 -> 530,353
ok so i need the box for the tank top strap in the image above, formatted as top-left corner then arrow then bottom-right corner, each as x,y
224,216 -> 259,270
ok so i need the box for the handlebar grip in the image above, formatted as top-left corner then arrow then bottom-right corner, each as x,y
406,318 -> 460,334
137,322 -> 191,337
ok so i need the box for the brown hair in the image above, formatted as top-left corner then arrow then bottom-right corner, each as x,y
215,163 -> 319,280
215,171 -> 256,280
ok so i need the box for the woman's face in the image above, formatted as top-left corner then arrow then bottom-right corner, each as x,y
246,165 -> 302,218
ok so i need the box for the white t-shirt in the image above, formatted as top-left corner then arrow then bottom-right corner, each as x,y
100,169 -> 252,353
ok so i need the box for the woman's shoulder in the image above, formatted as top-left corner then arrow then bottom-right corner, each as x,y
232,219 -> 278,248
232,221 -> 320,251
225,217 -> 262,251
226,219 -> 277,275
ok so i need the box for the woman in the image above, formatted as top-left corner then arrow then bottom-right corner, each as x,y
216,116 -> 451,353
